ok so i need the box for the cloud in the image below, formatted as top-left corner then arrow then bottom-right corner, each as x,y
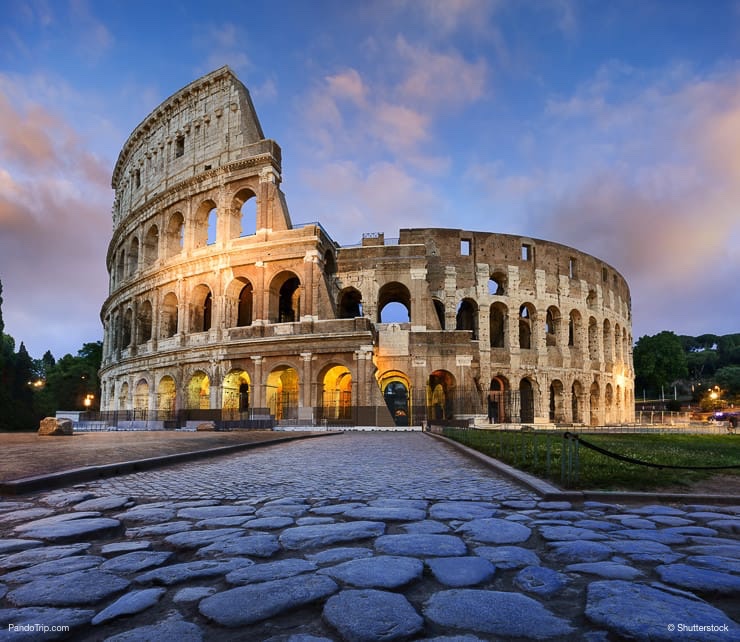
194,23 -> 251,75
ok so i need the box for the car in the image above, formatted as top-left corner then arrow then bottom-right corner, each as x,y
712,411 -> 738,430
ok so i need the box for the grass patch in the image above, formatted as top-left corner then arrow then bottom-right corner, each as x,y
443,428 -> 740,491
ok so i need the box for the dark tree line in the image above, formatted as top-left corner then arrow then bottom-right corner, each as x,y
0,280 -> 102,431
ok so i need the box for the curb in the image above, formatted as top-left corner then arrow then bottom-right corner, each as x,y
426,431 -> 740,505
0,431 -> 341,496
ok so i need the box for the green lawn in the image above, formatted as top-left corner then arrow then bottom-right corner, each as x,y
443,428 -> 740,491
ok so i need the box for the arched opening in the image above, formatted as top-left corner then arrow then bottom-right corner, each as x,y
193,200 -> 217,249
572,380 -> 584,424
378,282 -> 411,323
223,370 -> 251,414
382,379 -> 410,426
488,271 -> 506,295
549,379 -> 564,423
427,370 -> 456,421
569,310 -> 582,348
587,289 -> 597,310
187,371 -> 210,410
134,379 -> 149,416
456,298 -> 478,340
191,285 -> 212,333
166,212 -> 185,257
490,302 -> 507,348
614,323 -> 622,363
519,304 -> 535,350
122,308 -> 133,347
137,300 -> 153,344
588,317 -> 599,360
321,365 -> 352,421
143,225 -> 159,266
520,378 -> 535,423
161,292 -> 178,338
324,250 -> 337,277
338,288 -> 363,319
119,382 -> 129,411
239,192 -> 257,237
266,366 -> 299,421
206,207 -> 218,245
487,377 -> 507,423
590,381 -> 600,426
545,306 -> 560,347
433,299 -> 445,330
237,282 -> 253,327
116,250 -> 125,284
269,272 -> 301,323
157,376 -> 176,416
605,383 -> 614,424
603,319 -> 612,362
128,237 -> 139,277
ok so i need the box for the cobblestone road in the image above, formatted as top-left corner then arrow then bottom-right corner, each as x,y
1,432 -> 738,641
84,432 -> 537,502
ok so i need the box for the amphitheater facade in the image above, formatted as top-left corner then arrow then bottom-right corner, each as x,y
99,66 -> 634,428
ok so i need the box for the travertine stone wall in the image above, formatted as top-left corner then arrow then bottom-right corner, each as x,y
100,67 -> 634,427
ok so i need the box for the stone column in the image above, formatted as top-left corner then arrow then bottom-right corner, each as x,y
251,356 -> 264,410
300,352 -> 313,408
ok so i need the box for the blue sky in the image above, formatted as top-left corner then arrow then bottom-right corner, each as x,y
1,0 -> 738,359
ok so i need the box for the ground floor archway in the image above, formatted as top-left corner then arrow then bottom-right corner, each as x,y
266,366 -> 299,421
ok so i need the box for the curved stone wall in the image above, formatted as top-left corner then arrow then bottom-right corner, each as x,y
100,67 -> 634,427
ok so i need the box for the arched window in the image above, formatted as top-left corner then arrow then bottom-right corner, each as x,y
191,286 -> 212,332
137,300 -> 153,344
122,308 -> 133,346
161,293 -> 178,338
193,200 -> 217,248
519,304 -> 534,349
338,288 -> 363,319
237,283 -> 253,327
279,277 -> 300,322
545,306 -> 560,347
588,317 -> 599,360
456,298 -> 478,340
128,238 -> 139,277
232,189 -> 257,238
143,225 -> 159,265
603,319 -> 612,362
116,250 -> 126,284
490,302 -> 507,348
433,299 -> 445,330
378,282 -> 411,323
166,212 -> 184,257
206,207 -> 218,245
488,271 -> 507,296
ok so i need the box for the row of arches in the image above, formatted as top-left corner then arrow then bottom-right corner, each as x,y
112,190 -> 258,287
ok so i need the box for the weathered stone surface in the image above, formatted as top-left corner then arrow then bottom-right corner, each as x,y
256,504 -> 309,518
685,555 -> 740,574
655,563 -> 740,594
73,496 -> 131,512
0,539 -> 43,555
607,539 -> 682,564
402,520 -> 450,534
707,519 -> 740,534
426,557 -> 495,587
177,504 -> 255,519
565,561 -> 643,580
226,558 -> 317,585
319,555 -> 423,589
173,586 -> 217,603
164,527 -> 243,549
195,421 -> 216,431
2,555 -> 105,583
429,501 -> 498,521
105,613 -> 204,641
6,569 -> 129,607
199,574 -> 338,626
115,506 -> 177,524
424,589 -> 573,638
197,533 -> 280,558
135,558 -> 252,586
585,580 -> 739,641
547,540 -> 613,564
280,521 -> 386,550
324,589 -> 424,641
19,517 -> 121,542
40,491 -> 96,508
514,565 -> 569,596
375,534 -> 467,557
612,528 -> 687,545
0,543 -> 91,570
474,545 -> 540,569
125,521 -> 192,537
2,507 -> 54,524
538,525 -> 606,541
38,417 -> 73,436
245,516 -> 295,530
91,587 -> 166,625
101,540 -> 152,556
14,511 -> 101,533
344,505 -> 426,522
456,518 -> 531,544
306,547 -> 374,565
0,606 -> 94,640
100,550 -> 173,574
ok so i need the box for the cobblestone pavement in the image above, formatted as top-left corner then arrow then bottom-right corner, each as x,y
0,432 -> 738,641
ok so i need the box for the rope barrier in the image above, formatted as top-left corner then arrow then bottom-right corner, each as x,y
563,432 -> 740,471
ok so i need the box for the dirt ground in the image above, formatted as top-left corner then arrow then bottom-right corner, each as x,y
656,473 -> 740,497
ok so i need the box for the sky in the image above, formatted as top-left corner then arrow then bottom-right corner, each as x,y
1,0 -> 739,360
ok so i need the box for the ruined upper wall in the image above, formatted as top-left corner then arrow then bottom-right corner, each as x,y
111,66 -> 279,227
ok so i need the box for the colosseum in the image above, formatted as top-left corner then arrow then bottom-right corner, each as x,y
99,66 -> 635,429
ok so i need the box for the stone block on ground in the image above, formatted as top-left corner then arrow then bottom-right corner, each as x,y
38,418 -> 73,436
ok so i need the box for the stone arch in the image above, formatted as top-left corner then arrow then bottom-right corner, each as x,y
324,249 -> 337,277
545,306 -> 561,347
116,249 -> 125,284
587,289 -> 597,310
519,303 -> 536,350
128,237 -> 139,277
137,300 -> 153,344
427,369 -> 456,421
320,364 -> 353,420
193,199 -> 218,248
605,383 -> 614,424
603,319 -> 612,362
338,287 -> 363,319
614,323 -> 622,363
488,376 -> 508,423
266,365 -> 299,421
589,381 -> 600,426
571,380 -> 584,424
568,309 -> 582,349
520,377 -> 535,423
134,378 -> 149,414
433,298 -> 445,330
143,224 -> 159,266
191,284 -> 213,332
119,381 -> 129,411
165,211 -> 185,257
269,271 -> 301,323
488,271 -> 507,296
223,369 -> 251,413
588,316 -> 599,360
549,379 -> 565,423
489,302 -> 507,348
232,187 -> 257,238
187,370 -> 211,410
122,307 -> 133,347
378,282 -> 411,323
157,375 -> 177,415
161,292 -> 178,338
379,370 -> 411,427
456,298 -> 478,340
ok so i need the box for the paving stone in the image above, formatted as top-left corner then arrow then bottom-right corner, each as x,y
547,540 -> 613,564
323,589 -> 424,641
319,555 -> 423,589
664,525 -> 718,537
501,500 -> 538,509
197,533 -> 281,558
0,606 -> 94,641
296,517 -> 335,526
539,510 -> 589,520
0,584 -> 5,599
115,506 -> 177,523
686,511 -> 734,522
655,562 -> 740,594
91,587 -> 166,625
0,501 -> 34,513
0,543 -> 91,570
13,511 -> 102,533
685,555 -> 740,574
344,506 -> 427,521
403,520 -> 451,534
101,540 -> 152,555
424,589 -> 573,638
572,520 -> 620,532
135,558 -> 252,585
199,574 -> 338,626
619,517 -> 656,529
20,517 -> 121,543
227,558 -> 317,585
647,515 -> 694,527
2,555 -> 105,583
73,496 -> 131,512
173,586 -> 217,603
310,503 -> 366,515
474,545 -> 540,569
105,613 -> 204,641
630,505 -> 686,516
428,501 -> 498,521
245,516 -> 295,530
537,501 -> 572,511
100,550 -> 173,574
585,580 -> 739,641
514,565 -> 569,596
606,539 -> 682,564
125,521 -> 192,537
456,518 -> 531,544
256,504 -> 309,518
375,534 -> 467,557
6,569 -> 129,607
0,539 -> 43,555
613,529 -> 687,545
194,515 -> 255,528
1,508 -> 54,524
177,504 -> 256,519
40,491 -> 96,507
426,557 -> 495,587
565,561 -> 643,580
280,521 -> 386,550
164,527 -> 244,549
707,519 -> 740,534
686,544 -> 740,558
305,547 -> 374,565
538,525 -> 606,541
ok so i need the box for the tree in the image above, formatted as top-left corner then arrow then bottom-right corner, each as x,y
715,366 -> 740,397
633,331 -> 688,397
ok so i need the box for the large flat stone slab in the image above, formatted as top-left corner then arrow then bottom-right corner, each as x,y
91,587 -> 166,625
323,589 -> 423,641
426,557 -> 495,587
135,558 -> 252,586
199,574 -> 338,626
514,565 -> 569,597
226,558 -> 317,585
0,544 -> 91,570
0,539 -> 43,555
429,501 -> 498,521
100,551 -> 173,574
456,518 -> 531,544
474,545 -> 540,569
6,569 -> 129,607
656,563 -> 740,594
2,555 -> 105,583
196,533 -> 281,558
19,518 -> 121,543
375,534 -> 467,557
105,614 -> 204,642
279,521 -> 386,550
0,606 -> 94,641
319,555 -> 423,589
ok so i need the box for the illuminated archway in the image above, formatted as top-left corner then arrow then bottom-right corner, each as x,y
223,369 -> 251,413
427,370 -> 456,421
133,379 -> 149,415
379,371 -> 411,426
266,366 -> 299,420
187,371 -> 210,410
321,365 -> 352,420
157,376 -> 176,416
